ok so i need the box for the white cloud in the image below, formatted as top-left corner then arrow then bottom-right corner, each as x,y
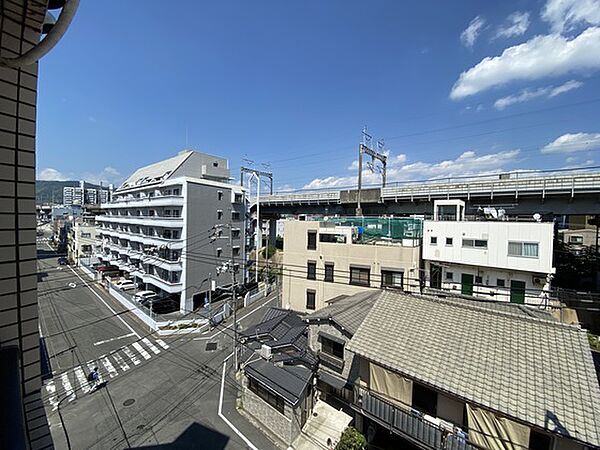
88,116 -> 97,123
493,79 -> 583,110
38,168 -> 68,181
495,11 -> 530,39
461,16 -> 486,49
450,27 -> 600,100
80,166 -> 122,185
303,149 -> 520,189
542,0 -> 600,34
541,132 -> 600,153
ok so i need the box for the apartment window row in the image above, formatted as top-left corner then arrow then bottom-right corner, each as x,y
305,263 -> 403,289
248,377 -> 285,414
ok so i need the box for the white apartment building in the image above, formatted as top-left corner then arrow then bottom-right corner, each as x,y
63,183 -> 84,205
67,216 -> 98,266
282,217 -> 422,312
96,150 -> 246,314
63,180 -> 110,205
423,200 -> 555,305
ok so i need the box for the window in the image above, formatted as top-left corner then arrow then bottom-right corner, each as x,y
381,270 -> 403,290
217,191 -> 223,201
307,261 -> 317,280
149,210 -> 156,216
324,263 -> 334,282
216,248 -> 222,258
172,230 -> 180,239
350,266 -> 370,286
462,239 -> 488,249
234,193 -> 243,203
475,275 -> 483,284
321,337 -> 344,359
81,232 -> 91,238
319,233 -> 347,244
430,236 -> 437,245
446,271 -> 453,281
446,237 -> 453,246
233,247 -> 240,257
569,235 -> 583,244
173,188 -> 180,196
231,229 -> 241,239
217,210 -> 223,220
172,210 -> 180,217
248,377 -> 285,414
508,241 -> 539,258
306,290 -> 316,310
529,430 -> 552,450
307,231 -> 317,250
497,278 -> 505,287
232,211 -> 240,221
412,382 -> 437,417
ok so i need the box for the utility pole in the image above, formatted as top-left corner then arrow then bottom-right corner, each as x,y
356,127 -> 387,216
229,224 -> 238,371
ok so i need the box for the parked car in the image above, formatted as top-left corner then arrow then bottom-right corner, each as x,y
145,298 -> 179,314
135,290 -> 158,302
114,280 -> 136,291
57,257 -> 68,266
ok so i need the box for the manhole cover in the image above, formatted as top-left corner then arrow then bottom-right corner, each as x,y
123,398 -> 135,407
205,342 -> 217,351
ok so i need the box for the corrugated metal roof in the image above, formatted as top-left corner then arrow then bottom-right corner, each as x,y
347,290 -> 600,447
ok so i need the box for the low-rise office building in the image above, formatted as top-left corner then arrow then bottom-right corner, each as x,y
96,150 -> 246,314
346,290 -> 600,450
282,217 -> 422,312
423,200 -> 555,305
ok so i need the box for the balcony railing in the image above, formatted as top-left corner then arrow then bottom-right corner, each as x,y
318,351 -> 345,372
355,388 -> 476,450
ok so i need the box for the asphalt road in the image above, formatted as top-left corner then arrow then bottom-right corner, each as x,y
38,238 -> 279,450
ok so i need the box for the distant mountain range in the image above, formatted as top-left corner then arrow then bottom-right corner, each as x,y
36,180 -> 107,205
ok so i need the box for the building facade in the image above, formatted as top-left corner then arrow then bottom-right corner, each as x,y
63,180 -> 110,205
423,200 -> 555,305
96,150 -> 246,313
282,217 -> 422,312
67,215 -> 98,265
346,290 -> 600,450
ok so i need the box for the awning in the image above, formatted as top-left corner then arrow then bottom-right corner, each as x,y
318,368 -> 350,390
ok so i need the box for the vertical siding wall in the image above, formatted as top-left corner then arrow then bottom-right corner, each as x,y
0,1 -> 52,448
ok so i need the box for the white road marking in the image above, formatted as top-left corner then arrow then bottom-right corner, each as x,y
112,352 -> 130,372
156,339 -> 170,350
132,342 -> 151,360
74,367 -> 91,394
61,373 -> 76,402
102,357 -> 118,378
66,264 -> 141,339
93,332 -> 135,346
122,346 -> 140,365
218,353 -> 258,450
142,338 -> 160,354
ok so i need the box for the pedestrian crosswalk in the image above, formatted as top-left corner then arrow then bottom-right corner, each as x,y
44,337 -> 170,410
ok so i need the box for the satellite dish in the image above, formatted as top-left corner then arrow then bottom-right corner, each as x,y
533,213 -> 542,222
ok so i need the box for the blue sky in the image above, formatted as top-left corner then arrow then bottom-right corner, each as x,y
37,0 -> 600,190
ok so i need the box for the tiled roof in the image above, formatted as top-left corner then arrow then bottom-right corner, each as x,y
245,359 -> 312,405
346,290 -> 600,447
304,291 -> 379,335
241,307 -> 306,348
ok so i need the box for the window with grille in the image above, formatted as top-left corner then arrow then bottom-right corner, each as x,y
324,263 -> 334,282
350,266 -> 370,286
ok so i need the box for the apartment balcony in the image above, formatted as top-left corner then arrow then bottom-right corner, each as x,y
354,388 -> 475,450
141,254 -> 182,271
102,195 -> 184,209
142,272 -> 183,294
96,214 -> 183,228
97,228 -> 184,249
318,351 -> 345,373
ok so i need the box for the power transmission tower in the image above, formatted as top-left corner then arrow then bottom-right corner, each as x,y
356,127 -> 387,216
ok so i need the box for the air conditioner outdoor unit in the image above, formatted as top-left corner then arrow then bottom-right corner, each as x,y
532,276 -> 544,286
260,344 -> 272,360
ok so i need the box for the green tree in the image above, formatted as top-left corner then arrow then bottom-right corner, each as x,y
261,245 -> 277,259
335,427 -> 367,450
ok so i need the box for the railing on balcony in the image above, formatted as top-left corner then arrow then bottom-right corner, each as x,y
318,351 -> 345,372
356,389 -> 477,450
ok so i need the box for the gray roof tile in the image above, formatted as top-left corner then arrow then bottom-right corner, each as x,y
346,290 -> 600,447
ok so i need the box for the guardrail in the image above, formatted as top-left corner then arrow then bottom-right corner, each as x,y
260,190 -> 341,204
382,173 -> 600,201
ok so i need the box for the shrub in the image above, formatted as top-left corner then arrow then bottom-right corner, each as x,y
335,427 -> 367,450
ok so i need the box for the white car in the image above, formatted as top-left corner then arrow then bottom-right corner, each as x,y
134,290 -> 158,301
115,280 -> 136,291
